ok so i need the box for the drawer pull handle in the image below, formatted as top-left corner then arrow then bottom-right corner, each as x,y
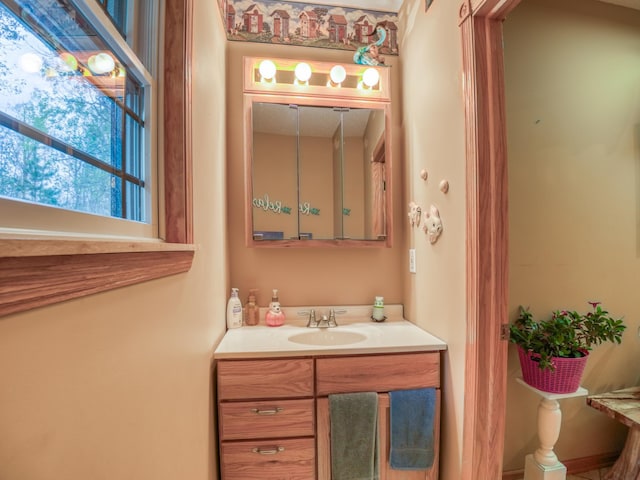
252,446 -> 285,455
250,407 -> 283,415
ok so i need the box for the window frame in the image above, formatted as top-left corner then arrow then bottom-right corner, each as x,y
0,0 -> 195,318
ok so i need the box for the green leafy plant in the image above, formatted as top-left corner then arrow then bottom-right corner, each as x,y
509,302 -> 626,371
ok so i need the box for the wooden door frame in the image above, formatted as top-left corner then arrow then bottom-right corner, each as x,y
459,0 -> 522,478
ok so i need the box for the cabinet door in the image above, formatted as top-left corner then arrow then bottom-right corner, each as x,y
317,393 -> 440,480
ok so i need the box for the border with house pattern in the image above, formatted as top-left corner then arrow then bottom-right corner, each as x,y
218,0 -> 399,55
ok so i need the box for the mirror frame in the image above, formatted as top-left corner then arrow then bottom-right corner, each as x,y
243,56 -> 393,248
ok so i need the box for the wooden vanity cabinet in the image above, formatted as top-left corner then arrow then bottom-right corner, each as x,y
216,352 -> 441,480
217,358 -> 316,480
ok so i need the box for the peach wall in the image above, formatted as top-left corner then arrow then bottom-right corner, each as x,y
341,136 -> 365,239
226,41 -> 404,309
299,135 -> 336,239
253,131 -> 303,239
398,0 -> 468,478
0,3 -> 227,480
503,0 -> 640,471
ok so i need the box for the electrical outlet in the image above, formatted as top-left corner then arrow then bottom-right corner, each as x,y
409,248 -> 416,273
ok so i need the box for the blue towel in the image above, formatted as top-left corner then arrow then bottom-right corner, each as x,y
389,388 -> 436,470
329,392 -> 379,480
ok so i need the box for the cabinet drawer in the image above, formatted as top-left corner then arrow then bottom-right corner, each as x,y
316,352 -> 440,395
220,437 -> 316,480
218,358 -> 314,400
219,399 -> 315,441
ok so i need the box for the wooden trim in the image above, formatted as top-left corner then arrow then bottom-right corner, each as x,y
502,451 -> 619,480
0,250 -> 194,317
460,0 -> 521,478
164,0 -> 194,244
0,1 -> 195,318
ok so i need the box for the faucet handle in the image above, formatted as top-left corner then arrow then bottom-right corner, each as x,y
328,309 -> 338,327
306,309 -> 317,327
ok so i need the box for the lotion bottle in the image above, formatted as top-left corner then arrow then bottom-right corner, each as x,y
245,289 -> 259,326
226,288 -> 243,329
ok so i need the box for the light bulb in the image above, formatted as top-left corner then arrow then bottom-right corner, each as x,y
258,60 -> 276,80
95,53 -> 115,73
88,52 -> 115,74
329,65 -> 346,85
19,53 -> 43,73
294,62 -> 312,83
59,52 -> 78,71
362,68 -> 380,88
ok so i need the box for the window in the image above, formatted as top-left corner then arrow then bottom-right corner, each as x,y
0,0 -> 156,233
0,0 -> 195,317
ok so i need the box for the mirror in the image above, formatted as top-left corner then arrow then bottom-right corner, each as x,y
250,101 -> 389,244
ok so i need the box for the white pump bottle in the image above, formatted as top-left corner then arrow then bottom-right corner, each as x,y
226,288 -> 243,329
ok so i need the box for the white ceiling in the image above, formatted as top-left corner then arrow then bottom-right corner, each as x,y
301,0 -> 640,13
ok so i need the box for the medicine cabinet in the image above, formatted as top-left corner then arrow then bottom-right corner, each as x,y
243,57 -> 393,247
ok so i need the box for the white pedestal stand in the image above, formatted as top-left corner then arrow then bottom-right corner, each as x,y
516,378 -> 588,480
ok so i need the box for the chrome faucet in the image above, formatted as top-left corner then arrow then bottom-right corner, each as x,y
307,309 -> 338,328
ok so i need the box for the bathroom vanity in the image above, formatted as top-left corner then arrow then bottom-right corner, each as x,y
214,306 -> 446,479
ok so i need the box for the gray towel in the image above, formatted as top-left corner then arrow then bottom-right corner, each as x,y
389,388 -> 436,470
329,392 -> 379,480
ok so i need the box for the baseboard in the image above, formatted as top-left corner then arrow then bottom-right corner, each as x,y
502,451 -> 619,480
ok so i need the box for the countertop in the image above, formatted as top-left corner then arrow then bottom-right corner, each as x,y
214,305 -> 447,359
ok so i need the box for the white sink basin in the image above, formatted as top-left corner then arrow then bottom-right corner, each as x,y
288,329 -> 367,346
213,305 -> 447,358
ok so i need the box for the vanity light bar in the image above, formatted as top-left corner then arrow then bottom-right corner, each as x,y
245,57 -> 390,101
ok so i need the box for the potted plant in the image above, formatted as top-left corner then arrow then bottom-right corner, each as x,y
509,302 -> 626,393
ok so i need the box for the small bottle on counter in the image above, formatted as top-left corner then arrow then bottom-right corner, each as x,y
245,289 -> 259,326
265,289 -> 285,327
372,296 -> 385,322
226,288 -> 243,329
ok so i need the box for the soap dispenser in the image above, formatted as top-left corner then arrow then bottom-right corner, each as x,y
226,288 -> 243,329
245,289 -> 259,326
265,289 -> 285,327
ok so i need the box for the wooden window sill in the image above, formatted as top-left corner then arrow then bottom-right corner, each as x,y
0,239 -> 195,317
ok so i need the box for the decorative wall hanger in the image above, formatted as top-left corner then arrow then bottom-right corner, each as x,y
422,204 -> 443,244
439,179 -> 449,194
408,201 -> 422,227
420,169 -> 428,181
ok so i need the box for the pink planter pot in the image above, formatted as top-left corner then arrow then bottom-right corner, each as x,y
517,346 -> 588,394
